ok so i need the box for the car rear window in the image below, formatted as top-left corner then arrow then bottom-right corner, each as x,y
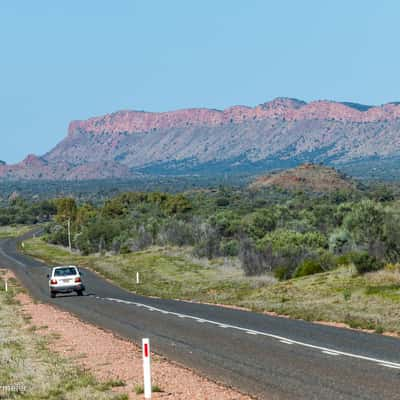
54,267 -> 77,277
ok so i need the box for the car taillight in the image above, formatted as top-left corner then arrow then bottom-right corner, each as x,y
50,279 -> 57,284
75,277 -> 81,283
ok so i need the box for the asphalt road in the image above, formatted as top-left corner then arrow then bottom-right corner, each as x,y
2,232 -> 400,400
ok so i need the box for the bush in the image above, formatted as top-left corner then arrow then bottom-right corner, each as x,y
343,200 -> 385,251
293,259 -> 323,278
193,223 -> 220,259
128,225 -> 153,251
210,211 -> 240,237
274,266 -> 291,281
329,229 -> 353,255
220,240 -> 239,257
239,237 -> 269,276
158,219 -> 194,246
351,252 -> 384,274
335,252 -> 356,266
242,209 -> 277,239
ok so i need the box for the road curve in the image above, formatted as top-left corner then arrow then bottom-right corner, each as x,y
1,231 -> 400,400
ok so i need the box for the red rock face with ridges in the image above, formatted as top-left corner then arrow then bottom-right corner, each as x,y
67,99 -> 400,136
3,97 -> 400,181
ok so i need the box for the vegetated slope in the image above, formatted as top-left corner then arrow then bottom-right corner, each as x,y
250,163 -> 357,192
3,97 -> 400,180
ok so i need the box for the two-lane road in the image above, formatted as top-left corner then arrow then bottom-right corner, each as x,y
1,232 -> 400,399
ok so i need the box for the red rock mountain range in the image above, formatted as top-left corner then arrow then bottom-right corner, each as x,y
2,98 -> 400,180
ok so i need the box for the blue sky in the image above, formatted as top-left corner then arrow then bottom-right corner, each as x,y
1,0 -> 399,163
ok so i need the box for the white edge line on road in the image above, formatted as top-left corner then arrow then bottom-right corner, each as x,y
280,340 -> 294,345
3,244 -> 398,371
102,296 -> 400,369
0,246 -> 29,268
379,363 -> 400,369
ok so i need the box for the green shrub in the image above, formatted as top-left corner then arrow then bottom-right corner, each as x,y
220,240 -> 239,256
351,252 -> 384,274
375,325 -> 384,334
134,384 -> 144,395
274,266 -> 291,281
329,229 -> 353,255
293,259 -> 323,278
335,252 -> 356,266
343,288 -> 352,301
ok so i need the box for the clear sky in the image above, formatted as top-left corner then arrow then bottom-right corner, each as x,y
1,0 -> 399,163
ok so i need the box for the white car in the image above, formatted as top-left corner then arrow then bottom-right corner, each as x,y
48,266 -> 85,298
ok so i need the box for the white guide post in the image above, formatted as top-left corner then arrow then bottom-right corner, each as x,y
4,278 -> 8,292
67,218 -> 72,252
142,338 -> 152,399
136,272 -> 140,284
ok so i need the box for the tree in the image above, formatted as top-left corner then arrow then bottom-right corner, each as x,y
163,194 -> 192,215
343,200 -> 385,254
242,209 -> 277,239
76,203 -> 97,226
54,198 -> 77,224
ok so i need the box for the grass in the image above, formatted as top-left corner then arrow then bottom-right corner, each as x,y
22,238 -> 256,306
22,238 -> 400,334
0,269 -> 128,400
134,384 -> 162,394
240,266 -> 400,333
0,225 -> 34,239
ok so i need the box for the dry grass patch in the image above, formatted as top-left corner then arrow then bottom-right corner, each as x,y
22,238 -> 400,335
0,268 -> 128,400
0,225 -> 34,239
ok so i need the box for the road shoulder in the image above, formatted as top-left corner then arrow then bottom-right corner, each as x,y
10,270 -> 253,400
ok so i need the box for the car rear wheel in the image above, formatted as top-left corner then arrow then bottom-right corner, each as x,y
50,291 -> 56,298
76,290 -> 83,296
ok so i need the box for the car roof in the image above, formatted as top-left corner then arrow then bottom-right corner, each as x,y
52,265 -> 78,270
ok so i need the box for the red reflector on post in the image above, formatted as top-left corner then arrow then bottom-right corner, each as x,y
142,338 -> 151,398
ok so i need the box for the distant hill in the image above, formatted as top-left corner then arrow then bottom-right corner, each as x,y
250,163 -> 357,192
2,97 -> 400,180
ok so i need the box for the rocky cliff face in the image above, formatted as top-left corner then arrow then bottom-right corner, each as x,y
2,98 -> 400,180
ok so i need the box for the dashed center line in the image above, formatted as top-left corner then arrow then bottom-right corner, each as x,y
100,296 -> 400,370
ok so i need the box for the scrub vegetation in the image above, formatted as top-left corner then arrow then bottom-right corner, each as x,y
3,166 -> 400,333
42,181 -> 400,281
22,238 -> 400,333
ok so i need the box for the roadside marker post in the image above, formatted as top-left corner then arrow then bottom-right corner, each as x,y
136,272 -> 140,284
142,338 -> 152,399
4,278 -> 8,292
